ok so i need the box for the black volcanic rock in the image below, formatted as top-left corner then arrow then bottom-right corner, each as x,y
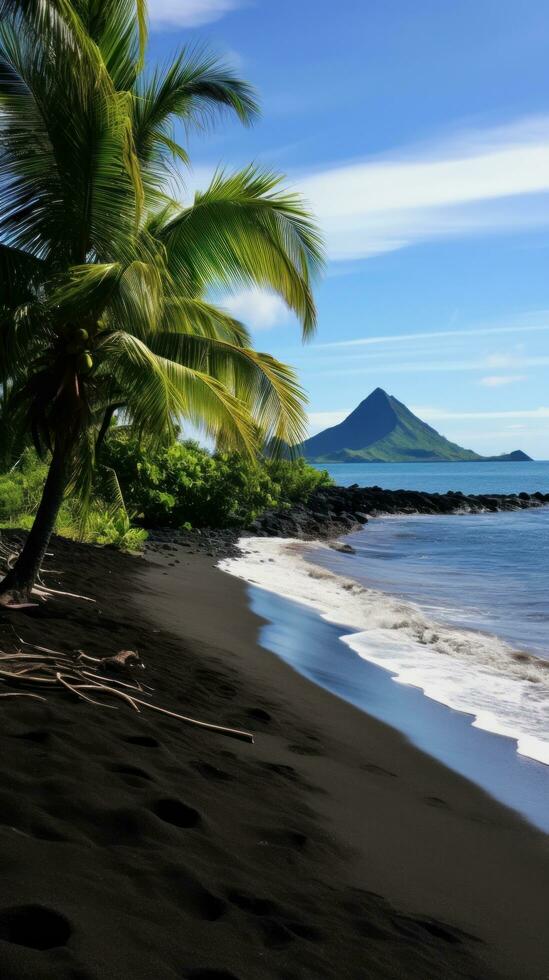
246,484 -> 549,541
144,485 -> 548,558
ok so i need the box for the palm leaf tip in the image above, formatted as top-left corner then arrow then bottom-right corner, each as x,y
132,47 -> 259,179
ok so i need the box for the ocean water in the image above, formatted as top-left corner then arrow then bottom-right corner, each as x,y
313,459 -> 549,495
221,504 -> 549,766
314,509 -> 549,657
247,586 -> 549,831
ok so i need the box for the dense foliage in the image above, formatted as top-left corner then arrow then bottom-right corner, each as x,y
98,434 -> 331,529
0,440 -> 331,543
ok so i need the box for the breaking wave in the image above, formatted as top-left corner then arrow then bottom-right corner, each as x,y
219,537 -> 549,766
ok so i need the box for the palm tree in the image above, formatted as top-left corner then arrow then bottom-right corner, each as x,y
0,0 -> 323,603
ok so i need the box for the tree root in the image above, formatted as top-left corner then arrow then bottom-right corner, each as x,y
0,547 -> 95,608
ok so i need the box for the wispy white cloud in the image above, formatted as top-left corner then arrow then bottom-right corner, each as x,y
314,316 -> 549,349
299,116 -> 549,259
410,406 -> 549,421
220,288 -> 290,330
480,374 -> 528,387
149,0 -> 241,27
313,354 -> 549,377
485,353 -> 515,368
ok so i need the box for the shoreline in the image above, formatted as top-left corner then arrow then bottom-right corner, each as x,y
0,531 -> 548,976
220,529 -> 549,772
248,579 -> 549,832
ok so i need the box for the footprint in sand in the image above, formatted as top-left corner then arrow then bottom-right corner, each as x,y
162,865 -> 226,922
0,905 -> 71,950
361,762 -> 398,778
190,761 -> 234,782
150,798 -> 201,829
261,762 -> 300,782
110,764 -> 153,780
11,729 -> 51,744
259,918 -> 295,948
123,735 -> 160,748
286,741 -> 323,756
246,707 -> 272,723
227,890 -> 277,916
424,796 -> 450,809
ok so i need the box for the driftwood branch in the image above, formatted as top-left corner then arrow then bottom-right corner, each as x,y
0,549 -> 253,743
0,647 -> 254,744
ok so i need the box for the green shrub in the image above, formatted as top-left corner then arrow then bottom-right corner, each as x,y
0,475 -> 25,521
98,434 -> 331,529
83,509 -> 148,552
263,457 -> 333,505
0,448 -> 51,523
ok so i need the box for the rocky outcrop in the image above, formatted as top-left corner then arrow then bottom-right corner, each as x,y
247,484 -> 549,540
145,485 -> 549,558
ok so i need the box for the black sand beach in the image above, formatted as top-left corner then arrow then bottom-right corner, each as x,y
0,534 -> 547,979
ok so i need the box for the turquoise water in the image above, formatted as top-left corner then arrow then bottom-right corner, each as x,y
313,460 -> 549,495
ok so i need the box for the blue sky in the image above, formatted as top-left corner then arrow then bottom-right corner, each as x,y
148,0 -> 549,458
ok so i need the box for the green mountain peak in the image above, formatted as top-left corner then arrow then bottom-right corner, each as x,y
302,390 -> 533,463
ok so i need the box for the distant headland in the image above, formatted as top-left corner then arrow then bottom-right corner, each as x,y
301,388 -> 533,463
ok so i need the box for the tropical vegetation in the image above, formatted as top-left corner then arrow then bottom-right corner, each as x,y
0,441 -> 331,542
98,433 -> 331,529
0,0 -> 323,601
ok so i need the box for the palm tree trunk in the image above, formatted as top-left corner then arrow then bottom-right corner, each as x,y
0,443 -> 69,602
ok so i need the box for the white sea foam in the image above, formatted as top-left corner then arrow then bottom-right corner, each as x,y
219,537 -> 549,766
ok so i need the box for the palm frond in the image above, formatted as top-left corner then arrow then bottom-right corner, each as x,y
146,332 -> 307,448
0,2 -> 323,531
159,295 -> 251,345
133,46 -> 258,162
0,15 -> 143,263
50,259 -> 163,336
157,167 -> 324,339
97,330 -> 256,453
71,0 -> 147,86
